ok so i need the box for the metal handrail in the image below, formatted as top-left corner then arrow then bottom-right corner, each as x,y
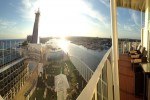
119,41 -> 140,54
69,55 -> 93,82
77,48 -> 112,100
69,55 -> 93,73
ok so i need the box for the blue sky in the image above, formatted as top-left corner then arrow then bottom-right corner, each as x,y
0,0 -> 144,39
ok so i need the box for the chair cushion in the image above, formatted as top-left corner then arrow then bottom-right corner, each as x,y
131,59 -> 142,63
130,50 -> 137,54
131,54 -> 140,59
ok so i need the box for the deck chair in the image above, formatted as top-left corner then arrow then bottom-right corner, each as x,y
129,44 -> 141,54
130,47 -> 145,59
131,50 -> 147,63
131,50 -> 147,71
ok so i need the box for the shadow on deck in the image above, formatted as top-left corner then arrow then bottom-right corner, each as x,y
119,54 -> 143,100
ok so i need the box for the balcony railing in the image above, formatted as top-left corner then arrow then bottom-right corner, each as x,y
69,56 -> 93,82
77,48 -> 113,100
119,41 -> 140,54
76,40 -> 140,100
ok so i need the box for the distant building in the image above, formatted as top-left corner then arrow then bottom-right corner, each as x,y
32,9 -> 40,44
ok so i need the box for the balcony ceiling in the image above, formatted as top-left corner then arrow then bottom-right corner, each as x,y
116,0 -> 146,12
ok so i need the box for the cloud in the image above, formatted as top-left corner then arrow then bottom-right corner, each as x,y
0,19 -> 17,30
0,19 -> 29,39
11,0 -> 111,38
119,23 -> 139,33
129,10 -> 140,26
18,0 -> 39,21
131,13 -> 139,25
19,0 -> 110,27
0,32 -> 26,39
9,2 -> 16,8
123,25 -> 132,31
118,22 -> 141,39
99,0 -> 110,8
82,2 -> 110,28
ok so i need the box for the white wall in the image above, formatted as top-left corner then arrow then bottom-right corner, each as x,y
144,0 -> 150,49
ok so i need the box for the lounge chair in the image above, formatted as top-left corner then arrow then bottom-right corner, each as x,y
128,44 -> 141,55
130,47 -> 145,59
131,50 -> 147,71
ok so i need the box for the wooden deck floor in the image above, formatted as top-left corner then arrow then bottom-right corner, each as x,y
118,54 -> 143,100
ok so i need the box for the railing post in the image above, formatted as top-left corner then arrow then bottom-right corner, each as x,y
107,59 -> 113,100
110,0 -> 120,100
122,42 -> 124,54
94,86 -> 97,100
128,42 -> 131,52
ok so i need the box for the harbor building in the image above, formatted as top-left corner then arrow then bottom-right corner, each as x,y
0,47 -> 28,100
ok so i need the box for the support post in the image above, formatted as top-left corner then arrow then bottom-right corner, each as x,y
141,11 -> 143,47
144,0 -> 150,61
141,28 -> 144,47
110,0 -> 120,100
128,42 -> 131,51
122,42 -> 124,54
144,0 -> 150,49
94,86 -> 97,100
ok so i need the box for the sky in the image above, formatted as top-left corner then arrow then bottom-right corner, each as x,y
0,0 -> 145,39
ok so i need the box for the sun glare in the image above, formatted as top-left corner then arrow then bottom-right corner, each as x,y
57,38 -> 69,53
36,0 -> 92,37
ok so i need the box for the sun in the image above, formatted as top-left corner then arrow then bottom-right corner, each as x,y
57,38 -> 70,53
36,0 -> 92,38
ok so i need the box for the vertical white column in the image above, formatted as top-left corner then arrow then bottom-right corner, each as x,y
144,0 -> 150,49
110,0 -> 120,100
141,11 -> 143,29
144,0 -> 150,61
122,42 -> 124,54
94,86 -> 97,100
141,11 -> 143,47
141,28 -> 144,47
107,59 -> 113,100
148,32 -> 150,61
128,42 -> 131,51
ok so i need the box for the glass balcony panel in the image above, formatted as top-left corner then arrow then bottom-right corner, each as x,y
97,75 -> 102,100
102,64 -> 107,83
102,81 -> 108,100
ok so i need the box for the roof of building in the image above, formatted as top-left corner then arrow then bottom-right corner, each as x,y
116,0 -> 146,12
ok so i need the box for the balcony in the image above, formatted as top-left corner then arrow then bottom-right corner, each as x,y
77,41 -> 144,100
